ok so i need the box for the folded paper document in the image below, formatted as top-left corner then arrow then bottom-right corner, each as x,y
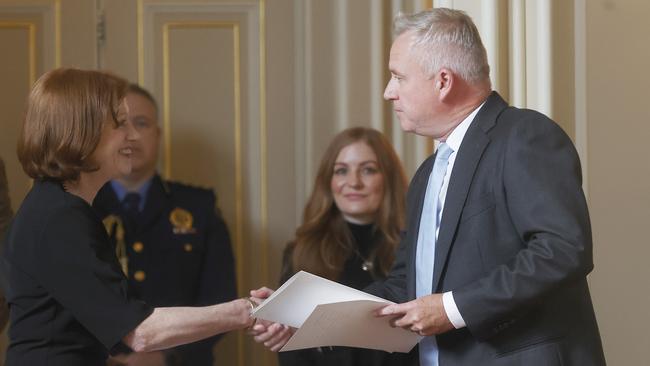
251,271 -> 421,353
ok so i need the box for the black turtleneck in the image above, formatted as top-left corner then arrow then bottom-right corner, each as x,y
339,222 -> 380,290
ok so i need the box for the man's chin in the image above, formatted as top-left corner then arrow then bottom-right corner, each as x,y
115,166 -> 132,179
399,120 -> 416,133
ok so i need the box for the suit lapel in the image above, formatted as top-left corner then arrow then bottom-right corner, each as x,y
431,92 -> 507,291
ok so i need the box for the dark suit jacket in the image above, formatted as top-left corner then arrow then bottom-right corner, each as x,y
0,157 -> 13,330
367,92 -> 606,365
93,175 -> 237,366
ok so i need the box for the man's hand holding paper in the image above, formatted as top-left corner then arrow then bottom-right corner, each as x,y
376,293 -> 454,336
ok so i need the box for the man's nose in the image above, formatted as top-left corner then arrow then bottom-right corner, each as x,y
383,79 -> 396,100
126,120 -> 141,141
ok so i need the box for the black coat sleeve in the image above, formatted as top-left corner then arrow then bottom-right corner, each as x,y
34,206 -> 153,350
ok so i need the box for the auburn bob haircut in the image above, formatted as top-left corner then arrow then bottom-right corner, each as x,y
18,68 -> 129,181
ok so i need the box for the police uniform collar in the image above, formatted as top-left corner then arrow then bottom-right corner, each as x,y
157,175 -> 172,196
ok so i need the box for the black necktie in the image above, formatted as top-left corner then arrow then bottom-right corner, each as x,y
122,192 -> 141,229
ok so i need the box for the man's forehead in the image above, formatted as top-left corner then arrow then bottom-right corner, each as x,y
389,32 -> 421,71
390,32 -> 419,58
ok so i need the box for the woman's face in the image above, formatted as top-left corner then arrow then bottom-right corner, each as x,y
330,141 -> 384,224
91,100 -> 139,181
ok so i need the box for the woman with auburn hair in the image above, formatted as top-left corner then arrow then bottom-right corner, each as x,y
0,68 -> 255,366
278,127 -> 416,366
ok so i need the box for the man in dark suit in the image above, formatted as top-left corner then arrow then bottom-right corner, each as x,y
367,8 -> 606,366
93,85 -> 237,366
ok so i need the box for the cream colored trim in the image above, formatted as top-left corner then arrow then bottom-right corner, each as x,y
258,0 -> 267,279
160,24 -> 243,311
293,0 -> 307,224
509,0 -> 526,107
137,0 -> 144,85
434,0 -> 453,8
389,0 -> 404,161
256,2 -> 270,364
258,0 -> 270,324
574,0 -> 588,197
161,23 -> 170,178
335,0 -> 348,131
54,0 -> 60,67
303,0 -> 314,202
370,0 -> 383,132
0,22 -> 36,85
481,0 -> 499,90
536,0 -> 552,116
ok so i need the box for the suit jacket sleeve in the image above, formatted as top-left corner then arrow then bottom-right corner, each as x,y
453,112 -> 593,341
35,206 -> 153,350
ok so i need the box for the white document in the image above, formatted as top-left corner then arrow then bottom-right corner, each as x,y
251,271 -> 421,353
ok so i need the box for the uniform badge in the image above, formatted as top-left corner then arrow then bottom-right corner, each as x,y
170,207 -> 196,234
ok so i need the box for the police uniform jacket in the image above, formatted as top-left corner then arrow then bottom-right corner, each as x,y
93,174 -> 237,366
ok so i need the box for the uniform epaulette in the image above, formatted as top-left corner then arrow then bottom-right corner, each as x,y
162,179 -> 215,200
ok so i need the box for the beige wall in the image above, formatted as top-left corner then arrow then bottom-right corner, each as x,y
585,0 -> 650,364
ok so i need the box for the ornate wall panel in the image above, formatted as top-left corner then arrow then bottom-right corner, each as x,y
0,0 -> 59,210
134,1 -> 267,364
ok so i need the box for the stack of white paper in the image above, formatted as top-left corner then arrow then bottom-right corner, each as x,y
251,271 -> 421,353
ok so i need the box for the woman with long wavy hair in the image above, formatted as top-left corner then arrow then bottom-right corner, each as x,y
278,127 -> 416,366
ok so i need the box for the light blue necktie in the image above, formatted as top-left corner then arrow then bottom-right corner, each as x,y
416,142 -> 453,366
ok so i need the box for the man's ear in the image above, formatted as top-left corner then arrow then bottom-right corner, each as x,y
437,69 -> 453,98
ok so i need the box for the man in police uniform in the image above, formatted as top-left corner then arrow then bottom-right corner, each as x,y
93,85 -> 236,366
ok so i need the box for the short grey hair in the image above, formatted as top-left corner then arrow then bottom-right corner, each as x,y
394,8 -> 490,85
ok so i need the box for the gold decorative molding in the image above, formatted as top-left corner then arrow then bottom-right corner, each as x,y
258,1 -> 270,364
258,0 -> 269,293
139,3 -> 268,363
137,0 -> 144,85
0,22 -> 36,86
54,0 -> 60,67
161,21 -> 243,262
161,22 -> 245,364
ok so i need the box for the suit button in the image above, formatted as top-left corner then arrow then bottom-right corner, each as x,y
184,243 -> 193,252
134,270 -> 146,282
133,242 -> 144,253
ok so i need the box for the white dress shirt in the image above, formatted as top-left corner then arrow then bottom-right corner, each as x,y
437,102 -> 485,329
